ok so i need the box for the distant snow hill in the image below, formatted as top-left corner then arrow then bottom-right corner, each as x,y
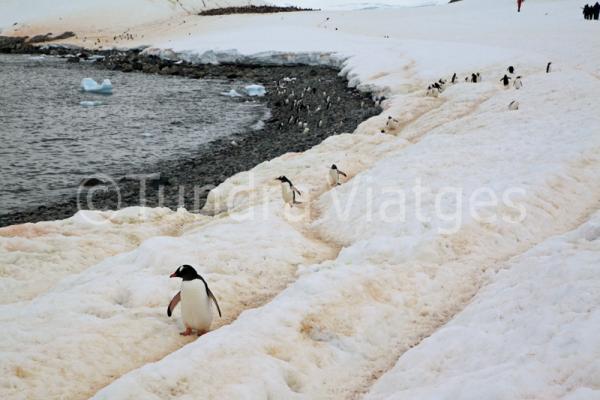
0,0 -> 264,30
0,0 -> 450,31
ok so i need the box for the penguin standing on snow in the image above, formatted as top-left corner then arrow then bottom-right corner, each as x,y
386,115 -> 401,130
508,100 -> 520,111
500,74 -> 512,88
546,62 -> 552,73
451,73 -> 457,84
513,76 -> 523,90
276,176 -> 301,206
168,265 -> 222,336
507,66 -> 515,74
328,164 -> 348,186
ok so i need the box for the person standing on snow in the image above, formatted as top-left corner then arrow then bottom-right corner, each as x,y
584,4 -> 591,20
517,0 -> 524,12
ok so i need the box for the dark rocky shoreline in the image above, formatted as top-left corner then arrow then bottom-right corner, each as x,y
0,38 -> 381,227
198,5 -> 317,16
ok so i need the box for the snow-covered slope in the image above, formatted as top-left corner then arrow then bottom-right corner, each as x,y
0,0 -> 264,33
365,212 -> 600,400
1,0 -> 600,399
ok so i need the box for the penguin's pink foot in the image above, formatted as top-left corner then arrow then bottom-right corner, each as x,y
180,327 -> 193,336
197,329 -> 208,337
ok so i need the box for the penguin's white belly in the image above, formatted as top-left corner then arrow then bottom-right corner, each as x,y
181,280 -> 213,331
328,169 -> 338,186
281,183 -> 294,204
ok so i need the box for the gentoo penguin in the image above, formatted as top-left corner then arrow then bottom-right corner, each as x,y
513,76 -> 523,90
500,74 -> 512,87
546,62 -> 552,73
328,164 -> 348,186
386,115 -> 401,130
168,265 -> 222,336
508,100 -> 520,111
275,176 -> 301,206
507,66 -> 515,74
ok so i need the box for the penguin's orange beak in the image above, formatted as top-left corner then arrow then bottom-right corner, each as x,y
170,272 -> 178,278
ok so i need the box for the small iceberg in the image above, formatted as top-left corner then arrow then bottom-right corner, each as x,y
80,100 -> 103,107
81,78 -> 113,94
221,89 -> 243,98
244,84 -> 266,97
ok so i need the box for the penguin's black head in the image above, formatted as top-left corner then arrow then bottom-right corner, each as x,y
275,176 -> 290,184
387,116 -> 392,120
331,164 -> 338,170
170,264 -> 199,281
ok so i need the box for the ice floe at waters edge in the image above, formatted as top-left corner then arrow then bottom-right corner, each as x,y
220,89 -> 243,97
244,84 -> 266,97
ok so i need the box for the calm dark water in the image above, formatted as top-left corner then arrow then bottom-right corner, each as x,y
0,54 -> 267,215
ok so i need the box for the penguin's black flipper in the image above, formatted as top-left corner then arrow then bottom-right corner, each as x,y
293,186 -> 302,196
206,287 -> 222,318
339,170 -> 348,177
167,291 -> 181,317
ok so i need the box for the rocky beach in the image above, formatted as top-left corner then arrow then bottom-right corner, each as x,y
0,37 -> 380,226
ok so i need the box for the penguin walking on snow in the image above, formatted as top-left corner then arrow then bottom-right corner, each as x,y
168,265 -> 222,336
276,176 -> 302,206
546,62 -> 552,73
500,74 -> 512,88
451,73 -> 457,84
328,164 -> 348,186
513,76 -> 523,90
386,115 -> 401,130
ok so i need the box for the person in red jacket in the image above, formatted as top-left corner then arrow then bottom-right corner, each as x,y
517,0 -> 524,12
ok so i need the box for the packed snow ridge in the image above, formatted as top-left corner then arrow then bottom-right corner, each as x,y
2,0 -> 600,399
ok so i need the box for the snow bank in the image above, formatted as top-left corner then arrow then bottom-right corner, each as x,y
90,66 -> 600,399
365,211 -> 600,400
0,0 -> 266,32
0,208 -> 334,400
0,207 -> 203,304
2,0 -> 600,399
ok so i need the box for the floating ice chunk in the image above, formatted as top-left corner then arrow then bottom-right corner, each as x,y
221,89 -> 243,97
244,84 -> 266,97
80,100 -> 103,107
81,78 -> 113,94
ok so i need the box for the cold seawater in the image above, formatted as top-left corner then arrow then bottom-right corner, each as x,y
0,54 -> 267,216
0,49 -> 381,227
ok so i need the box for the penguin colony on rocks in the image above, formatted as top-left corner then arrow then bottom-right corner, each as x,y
271,76 -> 380,134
